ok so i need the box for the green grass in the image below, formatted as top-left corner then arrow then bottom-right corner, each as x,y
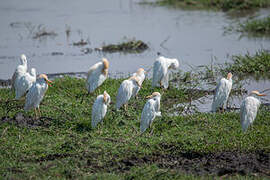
146,0 -> 270,11
0,77 -> 269,178
239,15 -> 270,35
224,50 -> 270,79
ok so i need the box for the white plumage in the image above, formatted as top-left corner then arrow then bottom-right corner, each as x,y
91,91 -> 111,128
11,54 -> 28,91
140,92 -> 161,133
24,74 -> 52,118
15,68 -> 36,100
152,56 -> 179,89
86,58 -> 109,93
211,72 -> 233,112
240,90 -> 266,132
116,76 -> 141,111
131,68 -> 146,98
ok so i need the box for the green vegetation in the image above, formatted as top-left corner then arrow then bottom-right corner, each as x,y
0,76 -> 269,178
224,50 -> 270,79
147,0 -> 270,12
239,16 -> 270,35
97,39 -> 149,53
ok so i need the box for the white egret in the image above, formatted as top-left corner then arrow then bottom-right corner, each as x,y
240,90 -> 266,132
24,74 -> 53,118
152,56 -> 179,89
86,58 -> 109,93
15,68 -> 36,100
211,72 -> 233,112
116,76 -> 141,111
11,54 -> 28,91
91,91 -> 111,128
131,68 -> 146,98
140,92 -> 161,133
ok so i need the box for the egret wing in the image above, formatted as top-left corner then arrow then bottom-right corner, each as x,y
24,84 -> 39,111
91,96 -> 103,128
240,98 -> 249,131
140,99 -> 156,133
152,60 -> 165,87
116,80 -> 132,109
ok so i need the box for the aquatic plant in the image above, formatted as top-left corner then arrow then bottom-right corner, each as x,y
146,0 -> 270,12
96,39 -> 149,53
225,50 -> 270,79
239,15 -> 270,34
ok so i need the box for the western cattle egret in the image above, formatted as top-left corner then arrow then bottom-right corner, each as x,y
132,68 -> 146,98
15,68 -> 36,100
11,54 -> 28,91
211,72 -> 233,112
152,56 -> 179,89
86,58 -> 109,93
140,92 -> 161,133
91,91 -> 111,128
116,76 -> 141,111
240,90 -> 266,132
24,74 -> 53,118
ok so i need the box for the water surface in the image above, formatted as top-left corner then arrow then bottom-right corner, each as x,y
0,0 -> 269,80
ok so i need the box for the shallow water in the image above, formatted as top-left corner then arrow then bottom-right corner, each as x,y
175,79 -> 270,114
0,1 -> 269,112
0,0 -> 270,80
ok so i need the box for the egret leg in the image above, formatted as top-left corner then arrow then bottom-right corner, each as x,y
124,104 -> 128,111
150,124 -> 154,135
38,107 -> 41,118
34,108 -> 38,119
160,82 -> 163,88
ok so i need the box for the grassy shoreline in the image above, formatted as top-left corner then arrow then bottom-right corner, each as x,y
1,50 -> 270,178
0,75 -> 269,178
147,0 -> 270,12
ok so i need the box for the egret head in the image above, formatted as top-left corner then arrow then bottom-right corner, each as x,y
136,68 -> 146,75
146,92 -> 161,99
129,76 -> 141,87
102,58 -> 109,76
39,74 -> 53,87
103,91 -> 111,105
170,59 -> 179,70
20,54 -> 27,65
30,68 -> 36,76
227,72 -> 233,80
249,90 -> 266,97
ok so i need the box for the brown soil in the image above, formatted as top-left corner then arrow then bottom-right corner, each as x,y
110,151 -> 270,177
1,113 -> 52,128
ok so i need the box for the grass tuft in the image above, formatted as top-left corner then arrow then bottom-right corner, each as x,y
224,50 -> 270,79
145,0 -> 270,12
240,15 -> 270,35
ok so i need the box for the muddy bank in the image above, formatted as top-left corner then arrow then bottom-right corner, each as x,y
110,150 -> 270,177
1,113 -> 52,128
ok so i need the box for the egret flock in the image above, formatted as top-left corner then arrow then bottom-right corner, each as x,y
11,54 -> 266,133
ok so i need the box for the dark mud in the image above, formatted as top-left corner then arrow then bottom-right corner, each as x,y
1,113 -> 52,128
112,150 -> 270,177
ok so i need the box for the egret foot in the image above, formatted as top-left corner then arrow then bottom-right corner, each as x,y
124,104 -> 128,112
